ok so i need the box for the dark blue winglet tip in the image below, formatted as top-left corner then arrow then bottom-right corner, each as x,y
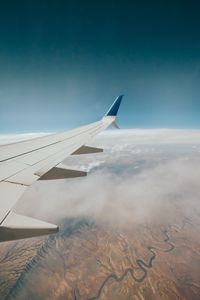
105,95 -> 123,116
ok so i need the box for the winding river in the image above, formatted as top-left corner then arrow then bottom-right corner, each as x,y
87,229 -> 175,300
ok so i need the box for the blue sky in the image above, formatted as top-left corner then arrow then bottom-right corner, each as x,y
1,1 -> 200,133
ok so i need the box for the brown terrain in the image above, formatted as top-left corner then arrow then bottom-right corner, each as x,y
0,210 -> 200,300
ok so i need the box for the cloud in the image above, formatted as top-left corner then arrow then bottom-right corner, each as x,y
99,129 -> 200,145
13,129 -> 200,229
0,132 -> 50,145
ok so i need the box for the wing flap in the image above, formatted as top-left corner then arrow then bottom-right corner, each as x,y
72,145 -> 103,155
0,211 -> 58,242
39,167 -> 87,180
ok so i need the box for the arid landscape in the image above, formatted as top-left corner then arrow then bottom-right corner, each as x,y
1,211 -> 200,300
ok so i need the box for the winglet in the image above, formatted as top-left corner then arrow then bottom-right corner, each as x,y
105,95 -> 123,116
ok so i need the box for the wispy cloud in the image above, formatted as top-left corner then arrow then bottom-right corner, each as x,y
0,132 -> 50,145
12,129 -> 200,229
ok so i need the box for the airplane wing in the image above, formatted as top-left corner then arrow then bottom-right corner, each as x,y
0,95 -> 123,242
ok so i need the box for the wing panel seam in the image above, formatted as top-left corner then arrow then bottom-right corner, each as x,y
0,123 -> 102,163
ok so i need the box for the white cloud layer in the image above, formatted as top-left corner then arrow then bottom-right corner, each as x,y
99,128 -> 200,144
10,129 -> 200,228
0,132 -> 49,145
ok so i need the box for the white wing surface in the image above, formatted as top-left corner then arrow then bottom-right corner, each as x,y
0,95 -> 123,242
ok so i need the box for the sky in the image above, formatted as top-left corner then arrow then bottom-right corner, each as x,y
1,0 -> 200,132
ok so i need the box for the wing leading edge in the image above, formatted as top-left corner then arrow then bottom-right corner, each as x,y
0,95 -> 123,242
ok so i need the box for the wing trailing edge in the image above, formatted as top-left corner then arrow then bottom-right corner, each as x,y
0,211 -> 58,242
72,145 -> 103,155
39,167 -> 87,180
